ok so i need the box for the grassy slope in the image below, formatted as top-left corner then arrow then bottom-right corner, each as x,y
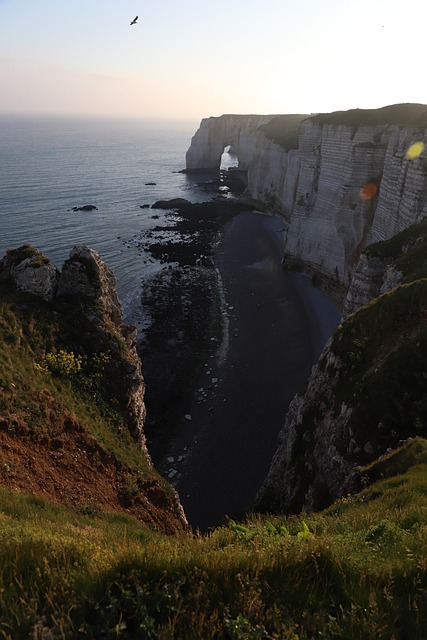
308,103 -> 427,128
258,114 -> 309,150
330,279 -> 427,450
0,440 -> 426,638
258,104 -> 427,152
1,285 -> 426,637
325,222 -> 427,456
0,289 -> 184,535
2,227 -> 427,637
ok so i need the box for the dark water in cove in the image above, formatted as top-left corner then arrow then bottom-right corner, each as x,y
0,114 -> 340,527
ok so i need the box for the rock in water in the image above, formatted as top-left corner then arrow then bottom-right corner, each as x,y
152,198 -> 192,209
71,204 -> 98,211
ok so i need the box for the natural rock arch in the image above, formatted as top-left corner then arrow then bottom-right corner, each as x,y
220,144 -> 239,171
186,114 -> 275,171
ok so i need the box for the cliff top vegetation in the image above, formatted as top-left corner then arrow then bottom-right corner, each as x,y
1,242 -> 427,638
0,275 -> 185,535
0,434 -> 426,638
308,102 -> 427,128
365,217 -> 427,282
257,104 -> 427,153
258,114 -> 309,150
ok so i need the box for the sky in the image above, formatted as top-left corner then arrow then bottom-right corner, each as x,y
0,0 -> 426,122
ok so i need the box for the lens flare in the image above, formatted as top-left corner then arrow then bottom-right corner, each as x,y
406,141 -> 425,160
360,182 -> 378,201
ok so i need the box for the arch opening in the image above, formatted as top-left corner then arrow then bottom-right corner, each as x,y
220,144 -> 239,171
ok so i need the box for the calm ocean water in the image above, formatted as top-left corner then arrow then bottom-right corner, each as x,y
0,114 -> 218,321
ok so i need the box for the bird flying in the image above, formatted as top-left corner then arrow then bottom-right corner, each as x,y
130,16 -> 138,25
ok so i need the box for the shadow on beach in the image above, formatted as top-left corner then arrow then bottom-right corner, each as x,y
173,213 -> 340,532
138,180 -> 340,532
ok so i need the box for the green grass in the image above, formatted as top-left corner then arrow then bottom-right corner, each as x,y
0,448 -> 426,639
256,103 -> 427,151
258,114 -> 309,150
309,103 -> 427,128
2,246 -> 427,637
0,296 -> 150,471
329,279 -> 427,450
3,244 -> 51,269
365,218 -> 427,283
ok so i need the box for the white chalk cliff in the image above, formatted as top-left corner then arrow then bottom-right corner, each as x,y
186,114 -> 276,171
187,105 -> 427,516
186,105 -> 427,308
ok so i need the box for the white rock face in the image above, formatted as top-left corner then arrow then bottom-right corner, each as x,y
187,114 -> 427,309
248,134 -> 300,215
185,114 -> 276,171
342,253 -> 394,318
0,247 -> 58,301
281,123 -> 390,291
369,127 -> 427,243
12,259 -> 58,301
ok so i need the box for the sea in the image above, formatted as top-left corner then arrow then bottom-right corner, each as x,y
1,114 -> 340,528
0,113 -> 227,324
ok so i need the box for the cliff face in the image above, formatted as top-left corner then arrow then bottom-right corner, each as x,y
187,105 -> 427,517
255,344 -> 358,514
342,253 -> 402,318
0,243 -> 148,451
0,244 -> 187,532
256,219 -> 427,514
256,277 -> 427,514
186,105 -> 427,308
185,114 -> 275,171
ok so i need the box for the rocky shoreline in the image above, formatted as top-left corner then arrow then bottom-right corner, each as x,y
134,174 -> 254,465
134,174 -> 339,530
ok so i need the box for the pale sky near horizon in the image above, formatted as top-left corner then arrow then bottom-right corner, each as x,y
0,0 -> 425,122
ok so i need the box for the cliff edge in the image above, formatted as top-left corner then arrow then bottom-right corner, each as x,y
256,222 -> 427,514
187,104 -> 427,307
0,244 -> 187,533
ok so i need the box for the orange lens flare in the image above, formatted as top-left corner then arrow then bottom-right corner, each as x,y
360,182 -> 378,201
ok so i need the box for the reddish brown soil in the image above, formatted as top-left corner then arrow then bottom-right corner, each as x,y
0,414 -> 187,535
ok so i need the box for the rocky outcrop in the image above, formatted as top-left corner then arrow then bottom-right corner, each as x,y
343,215 -> 427,317
256,277 -> 427,514
152,198 -> 192,209
57,244 -> 123,327
341,253 -> 398,318
0,245 -> 59,301
71,204 -> 98,211
0,244 -> 148,455
187,105 -> 427,309
255,345 -> 360,514
185,114 -> 276,171
0,244 -> 189,532
58,245 -> 148,448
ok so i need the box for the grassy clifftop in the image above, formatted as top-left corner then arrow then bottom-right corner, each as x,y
1,242 -> 427,637
0,284 -> 185,535
308,103 -> 427,128
259,104 -> 427,151
0,438 -> 426,638
258,114 -> 309,150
